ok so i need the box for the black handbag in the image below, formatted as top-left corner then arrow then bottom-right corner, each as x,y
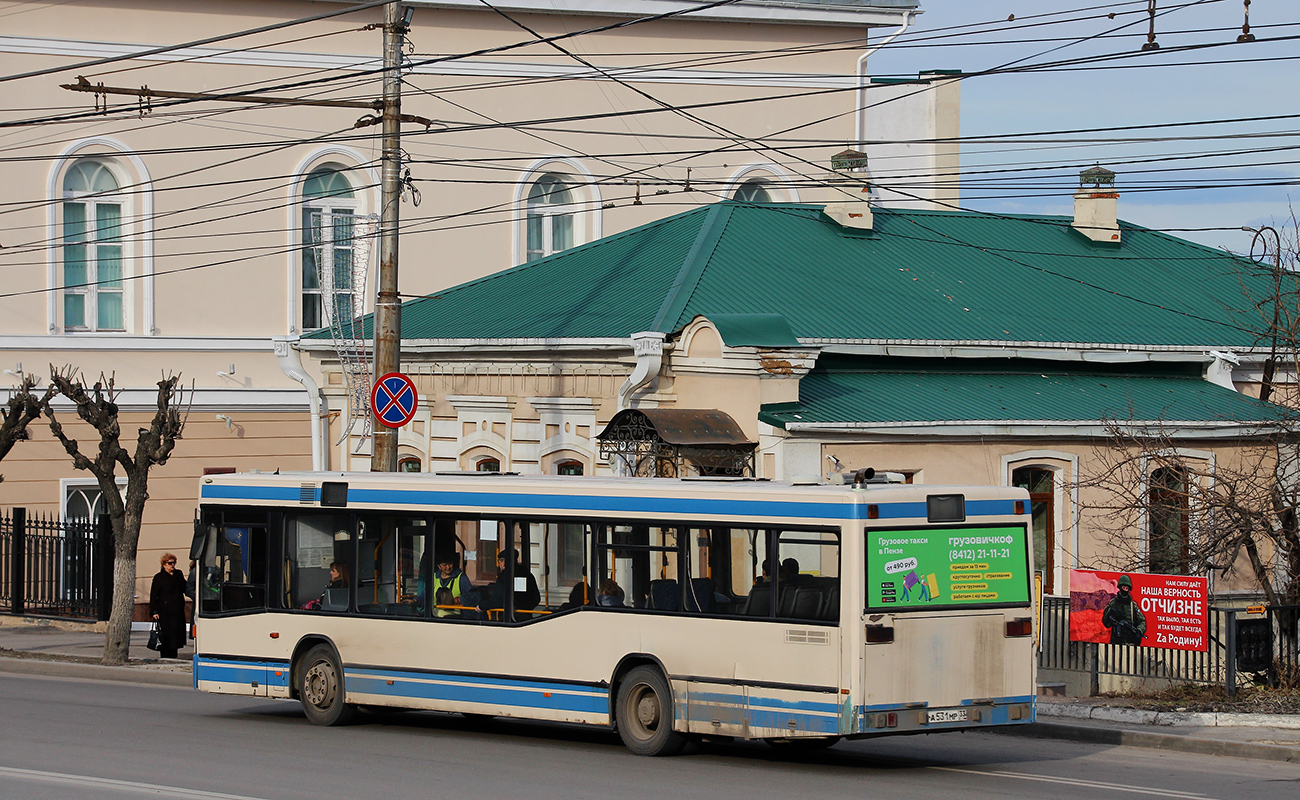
146,623 -> 162,652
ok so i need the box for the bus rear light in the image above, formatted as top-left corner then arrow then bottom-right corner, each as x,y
865,624 -> 894,644
1014,500 -> 1025,515
872,712 -> 898,728
867,504 -> 879,519
1005,618 -> 1032,637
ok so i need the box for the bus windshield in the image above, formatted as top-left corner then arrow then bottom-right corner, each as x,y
866,524 -> 1030,611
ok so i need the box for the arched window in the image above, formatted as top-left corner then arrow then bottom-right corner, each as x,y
301,167 -> 358,331
733,179 -> 773,204
476,457 -> 501,473
525,173 -> 574,261
556,460 -> 584,476
398,457 -> 421,473
1149,466 -> 1189,575
62,161 -> 124,331
1012,467 -> 1055,593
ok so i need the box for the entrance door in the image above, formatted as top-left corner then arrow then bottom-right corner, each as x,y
1012,468 -> 1055,594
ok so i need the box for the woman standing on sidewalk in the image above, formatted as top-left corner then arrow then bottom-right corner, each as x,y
150,552 -> 187,659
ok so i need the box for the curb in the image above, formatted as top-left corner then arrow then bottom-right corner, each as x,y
1038,702 -> 1300,730
0,656 -> 192,688
996,721 -> 1300,763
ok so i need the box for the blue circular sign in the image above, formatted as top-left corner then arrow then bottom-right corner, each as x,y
371,372 -> 418,428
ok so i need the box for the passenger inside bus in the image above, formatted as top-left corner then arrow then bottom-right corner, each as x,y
434,588 -> 460,618
558,580 -> 593,610
597,579 -> 625,607
480,549 -> 541,618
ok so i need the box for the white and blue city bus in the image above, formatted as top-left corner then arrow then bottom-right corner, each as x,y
191,470 -> 1036,755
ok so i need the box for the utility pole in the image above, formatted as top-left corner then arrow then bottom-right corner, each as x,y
60,1 -> 423,474
371,0 -> 407,473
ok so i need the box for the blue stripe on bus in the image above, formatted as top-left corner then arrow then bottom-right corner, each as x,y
682,693 -> 844,734
194,659 -> 291,689
687,691 -> 840,715
873,499 -> 1017,519
200,485 -> 1020,521
195,660 -> 266,686
344,667 -> 607,714
748,707 -> 842,734
347,666 -> 603,696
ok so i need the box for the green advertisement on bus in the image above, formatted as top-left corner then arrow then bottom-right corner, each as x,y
867,525 -> 1031,610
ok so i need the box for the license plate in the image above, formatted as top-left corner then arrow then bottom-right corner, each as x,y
927,708 -> 968,724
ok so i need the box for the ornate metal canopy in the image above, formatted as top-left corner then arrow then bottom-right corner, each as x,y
596,408 -> 756,478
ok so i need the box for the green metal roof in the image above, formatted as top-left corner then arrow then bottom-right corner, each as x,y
758,358 -> 1285,429
317,202 -> 1272,349
707,314 -> 801,347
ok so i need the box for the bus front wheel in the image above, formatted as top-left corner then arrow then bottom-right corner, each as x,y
615,666 -> 685,756
297,644 -> 357,726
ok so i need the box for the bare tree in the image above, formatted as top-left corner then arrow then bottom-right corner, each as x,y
44,368 -> 187,665
1079,220 -> 1300,604
0,377 -> 52,480
1078,422 -> 1298,605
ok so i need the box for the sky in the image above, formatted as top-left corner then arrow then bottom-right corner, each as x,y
868,0 -> 1298,254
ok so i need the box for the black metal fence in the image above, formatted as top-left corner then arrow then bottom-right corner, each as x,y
0,508 -> 113,621
1039,595 -> 1300,694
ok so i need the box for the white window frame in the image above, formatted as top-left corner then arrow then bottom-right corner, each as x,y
61,160 -> 127,332
513,158 -> 602,266
46,138 -> 152,336
723,163 -> 801,204
300,167 -> 359,333
287,148 -> 377,335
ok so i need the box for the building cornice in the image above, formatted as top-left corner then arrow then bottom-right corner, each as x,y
812,341 -> 1276,365
784,420 -> 1277,440
0,34 -> 867,90
348,0 -> 917,27
37,387 -> 309,413
0,335 -> 277,352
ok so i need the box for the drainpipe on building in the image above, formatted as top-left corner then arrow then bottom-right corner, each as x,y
855,12 -> 914,146
274,336 -> 329,471
617,331 -> 666,411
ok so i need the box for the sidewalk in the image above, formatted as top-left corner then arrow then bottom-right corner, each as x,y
1,616 -> 1298,762
0,616 -> 192,687
997,697 -> 1300,763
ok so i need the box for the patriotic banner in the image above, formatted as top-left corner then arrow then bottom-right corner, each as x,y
1069,569 -> 1208,651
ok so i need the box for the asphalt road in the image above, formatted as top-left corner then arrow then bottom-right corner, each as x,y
2,673 -> 1297,800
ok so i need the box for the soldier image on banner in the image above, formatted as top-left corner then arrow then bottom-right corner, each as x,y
1101,573 -> 1147,645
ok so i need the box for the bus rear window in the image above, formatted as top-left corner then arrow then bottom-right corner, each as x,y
866,525 -> 1029,611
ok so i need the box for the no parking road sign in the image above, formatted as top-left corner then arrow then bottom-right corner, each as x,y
371,372 -> 419,428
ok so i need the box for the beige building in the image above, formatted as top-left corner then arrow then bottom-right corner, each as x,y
294,190 -> 1286,601
0,0 -> 957,608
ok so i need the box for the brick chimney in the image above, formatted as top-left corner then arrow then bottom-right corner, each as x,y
1073,165 -> 1120,244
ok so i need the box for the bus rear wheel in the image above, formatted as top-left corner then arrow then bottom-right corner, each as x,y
615,666 -> 685,756
297,644 -> 357,726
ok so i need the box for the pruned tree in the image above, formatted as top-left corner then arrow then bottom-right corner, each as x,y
45,367 -> 187,665
1078,219 -> 1300,605
0,376 -> 53,480
1078,421 -> 1299,605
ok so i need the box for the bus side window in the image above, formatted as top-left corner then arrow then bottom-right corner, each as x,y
284,513 -> 353,612
775,531 -> 840,623
197,522 -> 220,615
685,527 -> 759,618
217,520 -> 267,612
353,515 -> 427,617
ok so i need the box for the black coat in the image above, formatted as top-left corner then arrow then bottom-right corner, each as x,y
150,568 -> 188,647
484,564 -> 541,614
